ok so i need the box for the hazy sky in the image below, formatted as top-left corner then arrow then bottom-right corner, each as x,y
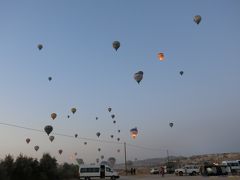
0,0 -> 240,164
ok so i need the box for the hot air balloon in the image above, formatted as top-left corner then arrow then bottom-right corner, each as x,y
111,114 -> 115,119
134,71 -> 143,84
96,117 -> 98,120
34,145 -> 39,151
158,53 -> 164,61
108,107 -> 112,112
49,136 -> 54,142
194,15 -> 201,24
169,122 -> 174,128
48,77 -> 52,81
118,129 -> 120,133
113,120 -> 116,124
117,137 -> 120,142
76,158 -> 84,165
180,71 -> 184,76
108,157 -> 116,168
67,115 -> 70,119
96,132 -> 101,138
96,158 -> 99,163
44,125 -> 53,136
112,41 -> 120,51
26,138 -> 30,144
110,135 -> 114,138
117,149 -> 120,153
71,108 -> 77,114
58,149 -> 63,155
101,155 -> 104,160
51,113 -> 57,120
37,44 -> 43,50
130,127 -> 138,139
98,148 -> 101,152
75,134 -> 78,138
84,142 -> 87,145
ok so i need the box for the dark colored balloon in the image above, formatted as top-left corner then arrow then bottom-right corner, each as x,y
49,136 -> 54,142
37,44 -> 43,50
34,145 -> 39,151
26,138 -> 30,144
180,71 -> 184,76
134,71 -> 144,84
112,41 -> 120,51
96,132 -> 101,138
44,125 -> 53,136
58,149 -> 63,155
194,15 -> 201,24
71,108 -> 77,114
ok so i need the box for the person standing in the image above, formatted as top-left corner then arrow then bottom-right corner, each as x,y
160,166 -> 165,177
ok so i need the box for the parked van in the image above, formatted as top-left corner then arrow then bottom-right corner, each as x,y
79,164 -> 119,180
222,160 -> 240,174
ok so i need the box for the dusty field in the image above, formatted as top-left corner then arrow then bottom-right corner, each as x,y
119,174 -> 240,180
73,174 -> 240,180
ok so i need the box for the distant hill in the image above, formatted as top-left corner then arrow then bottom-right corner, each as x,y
115,152 -> 240,169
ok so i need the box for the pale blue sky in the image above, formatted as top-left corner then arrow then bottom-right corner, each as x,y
0,0 -> 240,164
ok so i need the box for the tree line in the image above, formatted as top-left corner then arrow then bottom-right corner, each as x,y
0,153 -> 79,180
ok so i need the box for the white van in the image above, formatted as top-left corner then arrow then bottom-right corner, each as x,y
79,164 -> 119,180
222,160 -> 240,174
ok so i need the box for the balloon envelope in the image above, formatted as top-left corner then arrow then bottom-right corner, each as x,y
37,44 -> 43,50
71,108 -> 77,114
26,138 -> 30,144
108,107 -> 112,112
44,125 -> 53,136
49,136 -> 54,142
96,132 -> 101,138
58,149 -> 63,155
158,53 -> 164,61
130,127 -> 138,139
180,71 -> 184,76
112,41 -> 120,51
194,15 -> 201,24
134,71 -> 143,84
34,145 -> 39,151
51,113 -> 57,120
169,122 -> 174,128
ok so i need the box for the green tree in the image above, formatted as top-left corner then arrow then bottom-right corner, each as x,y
39,153 -> 59,180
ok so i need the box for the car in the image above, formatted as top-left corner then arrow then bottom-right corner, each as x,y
150,168 -> 160,174
175,165 -> 200,176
